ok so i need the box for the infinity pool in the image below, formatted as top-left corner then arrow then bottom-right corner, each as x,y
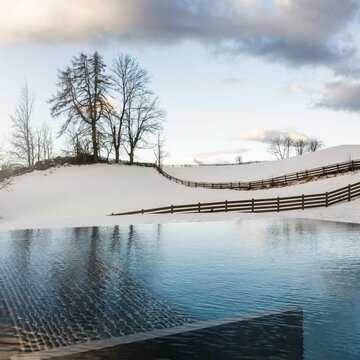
1,219 -> 360,359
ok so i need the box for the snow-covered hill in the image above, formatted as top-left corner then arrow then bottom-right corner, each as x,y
164,145 -> 360,182
1,145 -> 360,231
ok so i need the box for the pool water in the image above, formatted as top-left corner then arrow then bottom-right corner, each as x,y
1,219 -> 360,359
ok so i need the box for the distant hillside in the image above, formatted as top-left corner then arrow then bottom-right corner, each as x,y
164,145 -> 360,182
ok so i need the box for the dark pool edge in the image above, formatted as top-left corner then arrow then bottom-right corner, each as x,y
10,305 -> 302,360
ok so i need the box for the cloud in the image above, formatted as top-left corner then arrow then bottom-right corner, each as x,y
282,83 -> 317,95
193,146 -> 248,164
195,146 -> 249,158
234,127 -> 309,143
316,77 -> 360,113
1,0 -> 359,73
193,158 -> 231,166
218,77 -> 242,86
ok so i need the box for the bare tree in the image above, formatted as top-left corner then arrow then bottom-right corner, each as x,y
0,176 -> 12,191
61,123 -> 92,161
154,132 -> 169,168
109,54 -> 150,163
283,136 -> 294,158
9,82 -> 36,167
42,124 -> 54,161
35,123 -> 54,163
0,145 -> 12,191
35,129 -> 41,163
235,155 -> 242,164
269,136 -> 284,160
307,138 -> 324,152
269,135 -> 294,160
49,51 -> 111,162
97,131 -> 113,162
293,139 -> 309,156
125,91 -> 165,164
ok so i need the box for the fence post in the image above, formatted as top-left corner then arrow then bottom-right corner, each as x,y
225,200 -> 228,212
277,197 -> 280,212
302,194 -> 305,210
230,183 -> 233,189
348,184 -> 351,201
198,202 -> 201,213
325,192 -> 328,207
142,209 -> 144,214
171,205 -> 174,214
252,199 -> 255,212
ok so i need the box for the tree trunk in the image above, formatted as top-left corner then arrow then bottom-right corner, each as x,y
115,145 -> 120,163
27,139 -> 31,168
129,151 -> 134,164
91,124 -> 98,162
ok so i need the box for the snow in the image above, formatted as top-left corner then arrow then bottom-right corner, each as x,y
164,145 -> 360,182
1,145 -> 360,231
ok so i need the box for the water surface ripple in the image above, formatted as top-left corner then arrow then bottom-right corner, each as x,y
0,219 -> 360,359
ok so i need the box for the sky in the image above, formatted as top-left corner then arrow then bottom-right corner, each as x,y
1,0 -> 360,164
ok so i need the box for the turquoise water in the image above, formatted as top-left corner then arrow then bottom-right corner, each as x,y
1,219 -> 360,359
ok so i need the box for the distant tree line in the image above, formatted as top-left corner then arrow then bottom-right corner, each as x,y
269,135 -> 324,160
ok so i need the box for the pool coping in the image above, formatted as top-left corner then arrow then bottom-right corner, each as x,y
10,305 -> 302,360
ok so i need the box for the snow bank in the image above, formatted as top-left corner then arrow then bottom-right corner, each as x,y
164,145 -> 360,182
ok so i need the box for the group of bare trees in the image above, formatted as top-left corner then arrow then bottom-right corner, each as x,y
0,81 -> 52,192
49,52 -> 165,164
269,135 -> 323,160
9,83 -> 53,168
4,51 -> 166,171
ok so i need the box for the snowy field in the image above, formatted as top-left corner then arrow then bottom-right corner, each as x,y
0,145 -> 360,231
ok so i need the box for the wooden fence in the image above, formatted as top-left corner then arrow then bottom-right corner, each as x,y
157,159 -> 360,190
110,181 -> 360,216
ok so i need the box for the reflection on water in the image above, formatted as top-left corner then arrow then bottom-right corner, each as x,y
0,219 -> 360,359
0,302 -> 18,359
0,226 -> 190,354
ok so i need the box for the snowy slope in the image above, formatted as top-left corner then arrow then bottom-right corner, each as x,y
0,150 -> 360,230
164,145 -> 360,182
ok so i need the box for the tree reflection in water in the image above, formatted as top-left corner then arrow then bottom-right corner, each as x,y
0,225 -> 191,353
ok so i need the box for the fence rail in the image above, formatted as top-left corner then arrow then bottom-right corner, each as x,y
158,159 -> 360,191
110,181 -> 360,216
